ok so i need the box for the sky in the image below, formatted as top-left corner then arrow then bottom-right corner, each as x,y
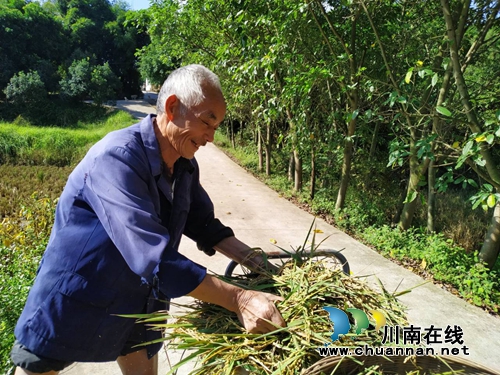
126,0 -> 151,10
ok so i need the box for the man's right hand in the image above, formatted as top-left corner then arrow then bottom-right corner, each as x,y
234,289 -> 286,333
188,274 -> 286,333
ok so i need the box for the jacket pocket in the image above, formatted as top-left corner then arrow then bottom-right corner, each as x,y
58,272 -> 116,308
28,271 -> 117,349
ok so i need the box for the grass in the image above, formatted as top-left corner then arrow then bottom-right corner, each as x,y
0,110 -> 136,166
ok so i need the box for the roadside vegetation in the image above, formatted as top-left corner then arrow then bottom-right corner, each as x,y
214,131 -> 500,314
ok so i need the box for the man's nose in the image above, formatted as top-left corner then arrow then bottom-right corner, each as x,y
205,128 -> 215,143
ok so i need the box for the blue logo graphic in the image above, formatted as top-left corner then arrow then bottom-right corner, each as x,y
323,307 -> 386,342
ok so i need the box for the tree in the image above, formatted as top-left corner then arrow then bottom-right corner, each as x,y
4,70 -> 47,106
0,1 -> 69,93
440,0 -> 500,268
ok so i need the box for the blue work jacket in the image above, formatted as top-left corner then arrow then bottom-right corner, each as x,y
14,115 -> 233,362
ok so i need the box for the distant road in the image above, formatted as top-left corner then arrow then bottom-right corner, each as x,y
114,91 -> 157,119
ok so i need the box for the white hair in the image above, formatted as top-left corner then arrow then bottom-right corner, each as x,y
156,64 -> 222,115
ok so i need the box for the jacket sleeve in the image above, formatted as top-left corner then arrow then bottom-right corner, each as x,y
84,144 -> 206,298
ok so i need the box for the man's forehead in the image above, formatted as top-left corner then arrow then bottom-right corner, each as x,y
197,99 -> 226,122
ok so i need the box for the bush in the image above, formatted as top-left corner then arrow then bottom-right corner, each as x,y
0,165 -> 71,219
60,59 -> 122,105
60,58 -> 92,100
3,71 -> 47,107
90,63 -> 121,106
360,225 -> 500,312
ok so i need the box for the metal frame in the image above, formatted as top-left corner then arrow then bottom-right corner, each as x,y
224,249 -> 350,277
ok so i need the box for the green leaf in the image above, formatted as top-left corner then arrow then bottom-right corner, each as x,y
462,140 -> 473,156
467,179 -> 478,188
496,110 -> 500,121
431,73 -> 438,87
484,183 -> 494,192
404,69 -> 413,84
351,109 -> 359,120
403,190 -> 417,203
486,134 -> 495,144
436,106 -> 452,117
472,199 -> 483,210
487,194 -> 496,208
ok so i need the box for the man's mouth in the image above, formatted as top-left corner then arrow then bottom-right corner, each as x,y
192,140 -> 206,149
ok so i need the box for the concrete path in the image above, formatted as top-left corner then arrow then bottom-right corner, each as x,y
62,98 -> 500,374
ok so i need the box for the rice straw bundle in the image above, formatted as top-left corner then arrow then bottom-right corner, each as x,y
146,253 -> 410,375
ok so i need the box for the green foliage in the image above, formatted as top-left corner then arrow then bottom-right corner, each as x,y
360,226 -> 500,312
214,132 -> 260,171
90,63 -> 121,105
60,58 -> 92,100
60,59 -> 122,105
0,110 -> 136,165
0,193 -> 57,374
3,70 -> 47,105
0,0 -> 144,106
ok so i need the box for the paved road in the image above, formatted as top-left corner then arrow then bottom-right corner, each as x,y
62,98 -> 500,374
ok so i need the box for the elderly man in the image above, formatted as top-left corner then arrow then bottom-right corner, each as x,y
11,64 -> 285,375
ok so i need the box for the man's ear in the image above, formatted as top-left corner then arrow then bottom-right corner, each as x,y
165,95 -> 179,121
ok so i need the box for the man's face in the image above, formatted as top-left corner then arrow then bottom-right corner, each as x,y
166,86 -> 226,160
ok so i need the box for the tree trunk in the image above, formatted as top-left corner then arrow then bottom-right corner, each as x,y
336,93 -> 358,210
480,198 -> 500,269
398,174 -> 420,230
257,126 -> 263,172
427,159 -> 436,233
293,148 -> 302,192
265,122 -> 271,176
288,153 -> 295,182
398,128 -> 421,230
441,0 -> 500,187
310,147 -> 316,200
398,119 -> 435,230
230,120 -> 235,148
369,122 -> 380,158
336,136 -> 353,210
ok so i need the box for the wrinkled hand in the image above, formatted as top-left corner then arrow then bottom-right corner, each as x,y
235,289 -> 286,334
241,253 -> 280,275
